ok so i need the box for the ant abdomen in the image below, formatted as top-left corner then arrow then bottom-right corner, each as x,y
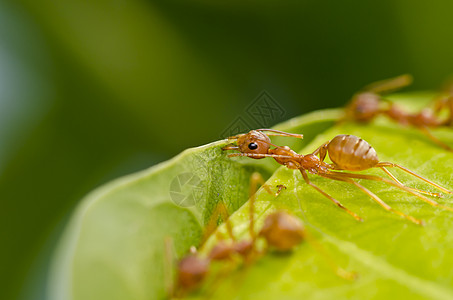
259,211 -> 305,252
327,135 -> 379,171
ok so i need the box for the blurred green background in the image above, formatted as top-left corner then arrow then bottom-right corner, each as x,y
1,0 -> 453,299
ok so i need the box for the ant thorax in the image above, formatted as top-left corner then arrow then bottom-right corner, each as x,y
269,146 -> 301,169
410,108 -> 439,127
386,105 -> 410,125
299,154 -> 328,175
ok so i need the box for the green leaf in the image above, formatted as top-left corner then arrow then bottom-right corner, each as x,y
49,94 -> 453,300
47,110 -> 339,300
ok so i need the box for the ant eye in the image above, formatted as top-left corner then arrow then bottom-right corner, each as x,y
248,142 -> 258,150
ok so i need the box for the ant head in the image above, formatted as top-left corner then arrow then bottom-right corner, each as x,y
346,92 -> 381,122
222,130 -> 271,159
208,241 -> 235,261
259,211 -> 305,252
177,255 -> 210,291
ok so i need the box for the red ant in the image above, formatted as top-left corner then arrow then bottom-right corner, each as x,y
222,129 -> 453,225
168,172 -> 355,297
344,74 -> 453,151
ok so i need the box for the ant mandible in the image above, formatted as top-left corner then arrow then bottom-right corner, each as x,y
344,74 -> 453,151
222,129 -> 453,225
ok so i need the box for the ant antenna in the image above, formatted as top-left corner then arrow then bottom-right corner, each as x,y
256,129 -> 304,139
227,153 -> 297,159
361,74 -> 413,94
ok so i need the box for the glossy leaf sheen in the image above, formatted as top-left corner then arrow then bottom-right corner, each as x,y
49,97 -> 453,300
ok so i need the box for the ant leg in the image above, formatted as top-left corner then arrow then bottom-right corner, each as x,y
164,237 -> 175,297
447,97 -> 453,125
434,96 -> 453,126
379,167 -> 443,198
444,97 -> 453,126
433,96 -> 447,115
447,97 -> 453,126
418,126 -> 453,152
327,170 -> 453,213
376,162 -> 453,194
300,170 -> 363,222
202,202 -> 235,245
255,129 -> 304,140
248,172 -> 286,240
320,173 -> 423,225
311,142 -> 329,162
248,172 -> 262,240
302,230 -> 357,280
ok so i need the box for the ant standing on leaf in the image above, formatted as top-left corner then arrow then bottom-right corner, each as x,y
344,74 -> 453,151
166,172 -> 356,297
222,129 -> 453,226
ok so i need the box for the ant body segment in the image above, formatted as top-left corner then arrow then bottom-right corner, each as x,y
344,74 -> 453,151
223,129 -> 453,225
